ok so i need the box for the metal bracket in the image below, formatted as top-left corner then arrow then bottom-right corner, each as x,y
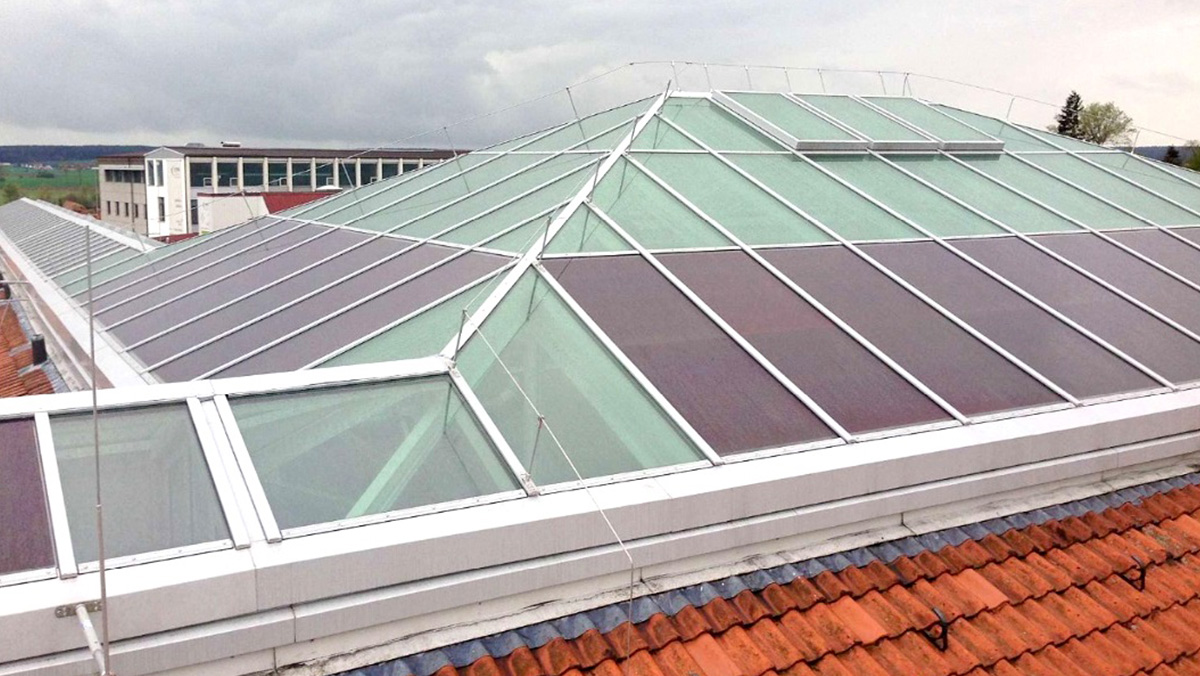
55,600 -> 102,618
1123,555 -> 1148,592
920,606 -> 951,652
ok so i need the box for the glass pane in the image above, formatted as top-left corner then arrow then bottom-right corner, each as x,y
1088,154 -> 1200,212
635,153 -> 832,245
395,154 -> 598,238
148,241 -> 450,381
1175,227 -> 1200,247
660,251 -> 950,433
54,248 -> 144,288
97,223 -> 328,325
590,158 -> 731,249
1023,154 -> 1196,226
961,154 -> 1145,229
885,154 -> 1081,234
729,154 -> 920,241
1016,126 -> 1102,152
243,161 -> 264,188
953,236 -> 1200,384
485,218 -> 549,254
932,106 -> 1058,152
231,377 -> 516,531
309,153 -> 497,227
0,419 -> 54,575
763,246 -> 1062,416
1156,163 -> 1200,191
545,204 -> 633,254
518,97 -> 653,152
51,405 -> 228,562
437,162 -> 598,246
863,240 -> 1156,399
726,92 -> 855,140
814,155 -> 1003,237
458,271 -> 705,482
863,98 -> 995,142
656,99 -> 778,151
1034,232 -> 1200,334
112,228 -> 370,346
796,95 -> 926,141
319,278 -> 491,367
217,251 -> 509,377
630,117 -> 704,151
544,256 -> 835,454
1107,228 -> 1200,286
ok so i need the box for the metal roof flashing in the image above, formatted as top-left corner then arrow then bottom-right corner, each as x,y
1,381 -> 1199,674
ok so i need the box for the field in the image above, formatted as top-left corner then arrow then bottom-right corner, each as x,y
0,165 -> 98,208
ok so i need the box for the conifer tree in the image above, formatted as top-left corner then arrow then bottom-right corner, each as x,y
1055,91 -> 1083,138
1164,145 -> 1182,166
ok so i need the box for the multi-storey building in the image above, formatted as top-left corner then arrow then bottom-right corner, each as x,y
96,152 -> 149,234
101,145 -> 460,237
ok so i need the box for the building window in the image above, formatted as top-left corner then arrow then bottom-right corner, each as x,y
190,160 -> 213,188
105,201 -> 111,215
158,197 -> 165,222
381,162 -> 399,179
291,159 -> 313,190
146,163 -> 155,186
243,160 -> 264,188
402,161 -> 418,173
360,161 -> 378,184
268,161 -> 288,187
216,161 -> 238,188
315,161 -> 334,187
190,199 -> 198,227
155,161 -> 164,186
123,202 -> 129,217
133,203 -> 139,219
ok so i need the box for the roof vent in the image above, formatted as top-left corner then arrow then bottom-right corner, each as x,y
30,335 -> 47,365
184,142 -> 206,147
220,141 -> 242,148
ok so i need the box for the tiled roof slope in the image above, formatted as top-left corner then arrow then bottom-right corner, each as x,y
0,295 -> 56,397
344,472 -> 1200,676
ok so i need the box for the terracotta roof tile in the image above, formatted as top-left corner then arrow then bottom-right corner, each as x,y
348,473 -> 1200,676
0,303 -> 56,398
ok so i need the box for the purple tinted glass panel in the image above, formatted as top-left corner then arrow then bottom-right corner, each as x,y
1169,227 -> 1200,248
763,246 -> 1062,416
97,223 -> 326,324
863,240 -> 1156,399
132,236 -> 414,368
545,256 -> 835,455
954,236 -> 1200,383
0,419 -> 54,574
1107,229 -> 1200,286
90,219 -> 303,312
659,250 -> 950,433
1035,232 -> 1200,334
111,228 -> 370,345
218,251 -> 509,376
151,243 -> 454,381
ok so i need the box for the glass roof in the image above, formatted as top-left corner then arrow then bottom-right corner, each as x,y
2,90 -> 1200,574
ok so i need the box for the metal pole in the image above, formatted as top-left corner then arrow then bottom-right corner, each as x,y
74,604 -> 107,675
86,223 -> 111,675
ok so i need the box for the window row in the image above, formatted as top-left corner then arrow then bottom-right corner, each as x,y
186,158 -> 427,191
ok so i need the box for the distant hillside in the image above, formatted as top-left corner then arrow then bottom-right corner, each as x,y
0,145 -> 153,165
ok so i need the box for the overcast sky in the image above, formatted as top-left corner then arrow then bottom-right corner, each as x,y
1,1 -> 1197,149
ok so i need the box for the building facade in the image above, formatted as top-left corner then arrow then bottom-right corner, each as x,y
96,153 -> 149,235
139,146 -> 460,237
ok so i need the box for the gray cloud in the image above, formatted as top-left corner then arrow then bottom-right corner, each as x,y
1,0 -> 1197,148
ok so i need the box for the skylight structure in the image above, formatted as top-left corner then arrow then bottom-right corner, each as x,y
2,89 -> 1200,675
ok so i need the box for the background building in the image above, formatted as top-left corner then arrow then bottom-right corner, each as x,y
96,152 -> 148,234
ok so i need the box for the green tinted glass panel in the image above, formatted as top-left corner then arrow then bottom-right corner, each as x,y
1023,154 -> 1197,225
797,95 -> 926,141
51,405 -> 228,562
457,271 -> 703,484
886,154 -> 1080,233
1157,162 -> 1200,190
863,98 -> 994,142
54,248 -> 145,287
635,153 -> 831,245
590,158 -> 730,249
437,162 -> 598,245
726,92 -> 856,140
1017,126 -> 1102,151
630,117 -> 704,150
815,155 -> 1002,236
231,377 -> 516,530
1089,154 -> 1200,212
729,154 -> 919,240
320,154 -> 528,228
486,218 -> 552,254
546,205 -> 632,254
321,280 -> 491,367
657,99 -> 778,151
514,97 -> 653,152
397,154 -> 598,238
963,154 -> 1145,228
932,107 -> 1057,152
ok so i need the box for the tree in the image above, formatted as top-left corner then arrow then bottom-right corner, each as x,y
1164,146 -> 1183,166
1054,91 -> 1083,138
1186,142 -> 1200,171
1078,102 -> 1135,146
0,183 -> 19,205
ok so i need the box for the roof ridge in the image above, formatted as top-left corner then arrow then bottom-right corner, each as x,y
339,470 -> 1200,676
